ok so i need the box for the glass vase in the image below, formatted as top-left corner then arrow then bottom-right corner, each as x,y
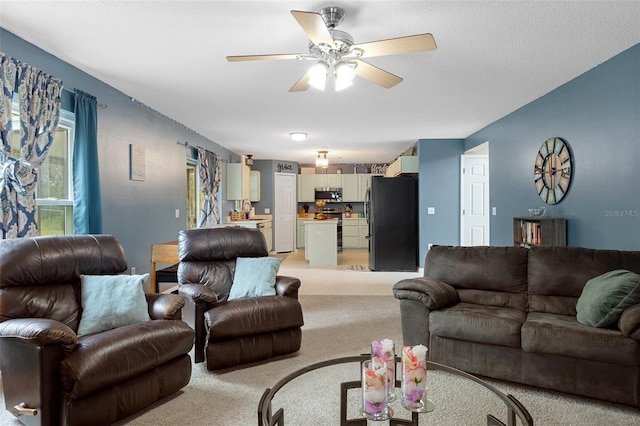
401,344 -> 429,412
361,358 -> 391,421
371,339 -> 396,402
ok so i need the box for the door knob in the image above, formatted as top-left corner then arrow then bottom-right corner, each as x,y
11,402 -> 38,417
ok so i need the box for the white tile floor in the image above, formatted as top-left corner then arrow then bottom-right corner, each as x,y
279,248 -> 422,296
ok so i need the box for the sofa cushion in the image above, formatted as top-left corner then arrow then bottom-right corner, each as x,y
228,257 -> 282,300
425,246 -> 529,294
576,269 -> 640,328
528,246 -> 640,300
77,274 -> 151,337
429,303 -> 525,348
61,320 -> 194,398
521,312 -> 639,366
206,296 -> 303,341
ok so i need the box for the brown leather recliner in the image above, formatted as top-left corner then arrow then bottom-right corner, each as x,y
0,235 -> 195,426
178,227 -> 304,370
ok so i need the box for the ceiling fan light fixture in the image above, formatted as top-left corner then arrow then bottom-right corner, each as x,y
334,61 -> 356,91
316,150 -> 329,168
290,132 -> 308,141
308,61 -> 328,90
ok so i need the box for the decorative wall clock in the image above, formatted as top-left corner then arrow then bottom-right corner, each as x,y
534,137 -> 572,204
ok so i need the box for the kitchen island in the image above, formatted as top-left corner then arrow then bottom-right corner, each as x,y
304,219 -> 337,267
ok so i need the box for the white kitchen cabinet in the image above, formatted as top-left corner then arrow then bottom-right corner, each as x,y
258,220 -> 272,251
341,174 -> 359,201
314,174 -> 342,188
359,220 -> 369,248
385,156 -> 419,177
226,163 -> 250,200
297,219 -> 306,248
249,170 -> 261,202
342,220 -> 360,248
298,175 -> 315,202
304,220 -> 337,266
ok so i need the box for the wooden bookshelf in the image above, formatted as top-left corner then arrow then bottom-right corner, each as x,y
513,217 -> 566,247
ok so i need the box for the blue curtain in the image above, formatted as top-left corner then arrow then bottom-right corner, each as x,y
72,89 -> 102,234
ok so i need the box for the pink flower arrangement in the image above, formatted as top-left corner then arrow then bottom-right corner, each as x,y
362,357 -> 388,416
371,339 -> 395,401
401,344 -> 428,409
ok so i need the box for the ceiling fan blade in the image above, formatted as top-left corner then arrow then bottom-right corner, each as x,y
354,61 -> 403,89
354,33 -> 437,58
289,72 -> 310,92
291,10 -> 335,48
226,53 -> 302,62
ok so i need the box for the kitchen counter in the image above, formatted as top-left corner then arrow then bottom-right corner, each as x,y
304,220 -> 337,266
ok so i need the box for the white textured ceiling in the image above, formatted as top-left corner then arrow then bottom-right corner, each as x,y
2,1 -> 640,164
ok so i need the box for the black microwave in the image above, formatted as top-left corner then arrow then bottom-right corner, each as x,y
314,187 -> 342,203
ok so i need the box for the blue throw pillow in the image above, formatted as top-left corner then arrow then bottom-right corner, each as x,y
576,269 -> 640,328
77,274 -> 151,337
228,257 -> 282,301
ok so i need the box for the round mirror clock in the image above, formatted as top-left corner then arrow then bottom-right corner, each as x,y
534,137 -> 572,204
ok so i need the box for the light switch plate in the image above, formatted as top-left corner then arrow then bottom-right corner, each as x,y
427,207 -> 435,214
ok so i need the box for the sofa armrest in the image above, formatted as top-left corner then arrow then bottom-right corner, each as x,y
275,275 -> 301,299
178,283 -> 219,305
146,293 -> 185,320
0,318 -> 77,347
618,304 -> 640,341
393,277 -> 459,310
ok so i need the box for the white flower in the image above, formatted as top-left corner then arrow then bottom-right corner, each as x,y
381,338 -> 394,354
412,344 -> 428,360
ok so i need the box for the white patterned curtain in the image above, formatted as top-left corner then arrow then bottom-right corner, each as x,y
0,52 -> 62,238
198,148 -> 221,227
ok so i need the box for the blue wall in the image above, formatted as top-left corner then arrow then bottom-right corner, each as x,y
417,43 -> 639,258
466,43 -> 640,250
1,29 -> 238,282
417,139 -> 465,266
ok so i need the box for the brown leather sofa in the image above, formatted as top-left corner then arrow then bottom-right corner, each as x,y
178,227 -> 304,370
393,245 -> 640,406
0,235 -> 194,425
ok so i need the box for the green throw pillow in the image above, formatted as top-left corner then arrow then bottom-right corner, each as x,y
77,274 -> 151,337
576,269 -> 640,328
228,257 -> 282,301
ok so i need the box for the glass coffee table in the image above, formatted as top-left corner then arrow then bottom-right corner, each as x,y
258,355 -> 533,426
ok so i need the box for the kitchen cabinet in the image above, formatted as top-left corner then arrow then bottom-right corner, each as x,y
304,220 -> 337,266
258,220 -> 272,251
342,220 -> 360,248
249,170 -> 261,202
297,219 -> 306,248
341,174 -> 359,201
385,156 -> 419,177
226,163 -> 250,200
315,174 -> 342,188
297,175 -> 315,202
358,220 -> 369,248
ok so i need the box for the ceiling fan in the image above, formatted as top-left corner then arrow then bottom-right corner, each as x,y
226,6 -> 437,92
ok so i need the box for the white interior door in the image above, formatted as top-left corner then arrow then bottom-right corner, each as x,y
460,152 -> 490,246
274,173 -> 295,252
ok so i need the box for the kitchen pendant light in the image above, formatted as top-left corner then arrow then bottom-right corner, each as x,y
316,151 -> 329,168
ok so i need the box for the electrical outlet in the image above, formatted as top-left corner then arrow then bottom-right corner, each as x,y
131,266 -> 136,275
265,208 -> 270,214
175,208 -> 180,218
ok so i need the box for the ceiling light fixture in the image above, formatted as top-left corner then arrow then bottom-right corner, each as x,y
290,132 -> 308,141
316,151 -> 329,168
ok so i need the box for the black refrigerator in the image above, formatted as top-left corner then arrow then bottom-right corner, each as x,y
366,176 -> 418,271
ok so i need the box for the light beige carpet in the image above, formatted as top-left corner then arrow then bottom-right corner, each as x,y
1,296 -> 638,425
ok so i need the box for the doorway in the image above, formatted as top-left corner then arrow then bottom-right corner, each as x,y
460,142 -> 490,246
274,173 -> 296,252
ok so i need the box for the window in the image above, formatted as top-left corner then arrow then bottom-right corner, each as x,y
11,98 -> 75,235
